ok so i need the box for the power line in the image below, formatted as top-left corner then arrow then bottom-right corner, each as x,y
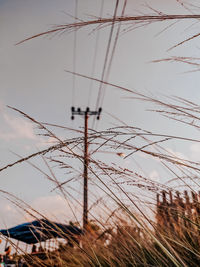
91,0 -> 119,130
88,0 -> 105,107
93,0 -> 128,130
99,0 -> 127,109
94,0 -> 119,113
72,0 -> 78,106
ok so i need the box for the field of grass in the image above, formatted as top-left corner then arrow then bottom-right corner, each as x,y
2,2 -> 200,266
1,95 -> 200,267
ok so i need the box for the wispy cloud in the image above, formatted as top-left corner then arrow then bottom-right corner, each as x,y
0,103 -> 37,141
190,143 -> 200,161
0,199 -> 22,229
2,113 -> 37,141
0,103 -> 62,150
149,170 -> 160,182
0,194 -> 81,230
166,148 -> 188,162
28,195 -> 81,223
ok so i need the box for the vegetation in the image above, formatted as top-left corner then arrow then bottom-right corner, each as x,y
2,1 -> 200,266
1,95 -> 200,266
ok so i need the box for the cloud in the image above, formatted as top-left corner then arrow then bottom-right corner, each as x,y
0,108 -> 37,141
36,136 -> 59,148
0,103 -> 63,157
5,113 -> 36,140
29,195 -> 82,223
0,194 -> 82,231
149,170 -> 160,182
168,148 -> 187,160
0,104 -> 54,147
190,143 -> 200,161
0,199 -> 23,229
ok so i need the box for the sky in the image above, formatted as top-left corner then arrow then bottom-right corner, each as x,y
1,0 -> 200,251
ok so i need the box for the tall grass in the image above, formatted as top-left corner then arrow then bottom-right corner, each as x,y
1,93 -> 200,266
2,2 -> 200,265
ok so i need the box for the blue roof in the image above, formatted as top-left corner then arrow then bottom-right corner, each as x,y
0,219 -> 83,244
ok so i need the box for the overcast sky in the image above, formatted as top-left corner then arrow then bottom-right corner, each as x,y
1,0 -> 200,251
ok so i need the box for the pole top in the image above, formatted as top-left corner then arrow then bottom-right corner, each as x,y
71,107 -> 102,120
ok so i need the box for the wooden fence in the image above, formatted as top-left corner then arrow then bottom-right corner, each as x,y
156,190 -> 200,236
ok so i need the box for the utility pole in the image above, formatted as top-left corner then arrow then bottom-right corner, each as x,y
71,106 -> 102,231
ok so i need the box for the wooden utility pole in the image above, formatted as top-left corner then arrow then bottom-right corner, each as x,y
71,107 -> 102,231
83,111 -> 88,230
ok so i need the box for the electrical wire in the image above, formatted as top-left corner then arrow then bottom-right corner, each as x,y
93,0 -> 119,124
87,0 -> 105,107
99,0 -> 127,109
72,0 -> 78,107
93,0 -> 127,129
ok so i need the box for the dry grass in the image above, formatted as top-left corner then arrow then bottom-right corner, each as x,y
1,93 -> 200,266
2,2 -> 200,265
